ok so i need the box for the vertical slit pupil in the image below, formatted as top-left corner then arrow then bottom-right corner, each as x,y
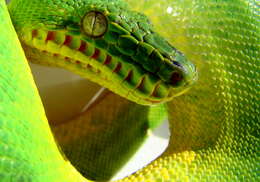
82,11 -> 108,38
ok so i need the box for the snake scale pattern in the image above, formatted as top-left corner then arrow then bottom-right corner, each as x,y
0,0 -> 259,181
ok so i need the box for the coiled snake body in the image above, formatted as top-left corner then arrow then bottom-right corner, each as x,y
0,0 -> 259,181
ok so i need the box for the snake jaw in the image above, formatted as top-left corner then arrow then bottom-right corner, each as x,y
19,28 -> 176,105
13,2 -> 197,105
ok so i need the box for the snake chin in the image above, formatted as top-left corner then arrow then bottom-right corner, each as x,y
19,28 -> 193,105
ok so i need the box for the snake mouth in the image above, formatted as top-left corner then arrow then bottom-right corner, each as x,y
20,29 -> 179,105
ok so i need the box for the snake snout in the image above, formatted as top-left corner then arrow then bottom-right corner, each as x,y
11,0 -> 197,105
173,52 -> 198,87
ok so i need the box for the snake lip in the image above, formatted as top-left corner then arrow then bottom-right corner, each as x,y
19,29 -> 179,105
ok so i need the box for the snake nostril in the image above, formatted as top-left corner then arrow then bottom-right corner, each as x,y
170,71 -> 183,86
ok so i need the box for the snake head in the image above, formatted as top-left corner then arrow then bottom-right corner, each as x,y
9,0 -> 197,105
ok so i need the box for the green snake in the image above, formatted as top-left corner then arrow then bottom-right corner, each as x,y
0,0 -> 259,181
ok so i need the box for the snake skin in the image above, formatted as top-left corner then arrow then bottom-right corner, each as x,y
0,0 -> 259,182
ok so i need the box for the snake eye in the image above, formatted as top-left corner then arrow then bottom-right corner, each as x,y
82,11 -> 108,38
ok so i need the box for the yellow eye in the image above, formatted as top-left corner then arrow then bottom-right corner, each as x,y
81,11 -> 108,38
